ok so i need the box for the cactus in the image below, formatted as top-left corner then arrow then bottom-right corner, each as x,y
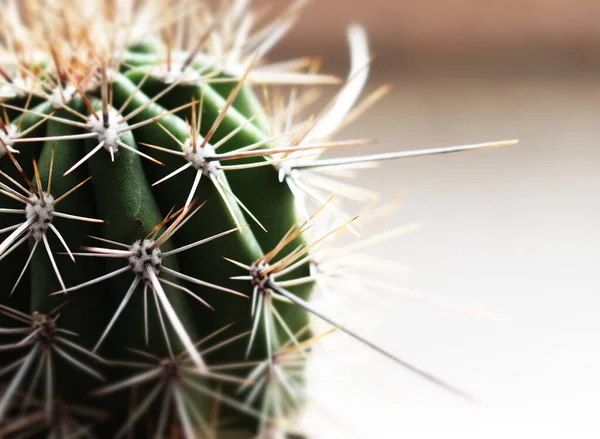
0,1 -> 516,437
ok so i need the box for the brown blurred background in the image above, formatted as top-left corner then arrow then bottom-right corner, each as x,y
253,1 -> 600,438
264,0 -> 600,74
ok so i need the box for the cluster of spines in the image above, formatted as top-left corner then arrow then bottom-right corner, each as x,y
0,1 -> 516,437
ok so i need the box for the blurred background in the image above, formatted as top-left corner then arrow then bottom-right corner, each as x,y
255,1 -> 600,438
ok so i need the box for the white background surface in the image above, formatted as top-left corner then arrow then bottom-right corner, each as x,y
296,74 -> 600,438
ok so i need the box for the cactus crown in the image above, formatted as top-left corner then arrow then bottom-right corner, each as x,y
0,1 -> 515,437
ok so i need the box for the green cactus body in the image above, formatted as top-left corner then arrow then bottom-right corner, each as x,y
0,27 -> 312,439
0,1 -> 516,437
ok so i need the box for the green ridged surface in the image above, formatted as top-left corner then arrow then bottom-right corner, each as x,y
0,60 -> 313,436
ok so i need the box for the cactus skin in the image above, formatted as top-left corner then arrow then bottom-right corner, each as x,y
0,1 -> 321,434
0,69 -> 307,436
0,1 -> 516,437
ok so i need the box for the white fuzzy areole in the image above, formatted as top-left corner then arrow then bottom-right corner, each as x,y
25,192 -> 55,240
89,109 -> 126,153
0,75 -> 34,100
308,249 -> 326,276
183,138 -> 219,175
128,239 -> 162,281
153,53 -> 204,84
49,84 -> 77,109
161,64 -> 203,85
276,161 -> 300,183
0,124 -> 20,158
250,260 -> 270,291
